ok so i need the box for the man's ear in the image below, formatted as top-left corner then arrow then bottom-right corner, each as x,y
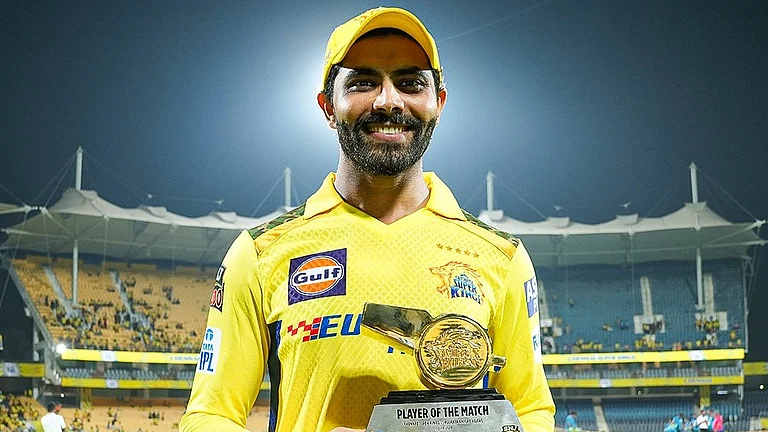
317,92 -> 337,129
434,87 -> 448,125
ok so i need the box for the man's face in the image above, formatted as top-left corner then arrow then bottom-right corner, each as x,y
319,34 -> 446,175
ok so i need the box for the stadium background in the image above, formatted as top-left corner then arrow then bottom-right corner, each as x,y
2,1 -> 767,431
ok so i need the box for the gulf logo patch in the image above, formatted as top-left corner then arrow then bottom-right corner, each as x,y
288,248 -> 347,305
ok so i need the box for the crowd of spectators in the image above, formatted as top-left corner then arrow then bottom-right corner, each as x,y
696,316 -> 721,347
0,391 -> 40,432
68,407 -> 93,432
562,338 -> 604,353
602,317 -> 631,333
146,411 -> 164,427
104,407 -> 122,431
664,409 -> 725,432
45,281 -> 199,354
541,309 -> 747,354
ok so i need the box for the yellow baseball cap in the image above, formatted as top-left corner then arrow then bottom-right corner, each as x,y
321,7 -> 442,89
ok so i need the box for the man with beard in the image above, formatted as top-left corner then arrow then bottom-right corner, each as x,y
181,7 -> 554,432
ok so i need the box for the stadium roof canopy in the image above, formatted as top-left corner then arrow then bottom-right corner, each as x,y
0,189 -> 285,266
479,205 -> 765,267
0,189 -> 765,267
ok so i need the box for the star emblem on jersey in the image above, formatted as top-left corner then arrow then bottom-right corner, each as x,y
288,248 -> 347,305
436,243 -> 480,258
429,262 -> 485,305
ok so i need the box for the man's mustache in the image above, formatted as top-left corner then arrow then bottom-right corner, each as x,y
354,112 -> 423,131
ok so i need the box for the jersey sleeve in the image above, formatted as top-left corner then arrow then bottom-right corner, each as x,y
180,230 -> 269,432
488,242 -> 555,432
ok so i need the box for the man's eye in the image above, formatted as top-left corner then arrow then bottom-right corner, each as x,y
348,80 -> 375,90
399,80 -> 426,90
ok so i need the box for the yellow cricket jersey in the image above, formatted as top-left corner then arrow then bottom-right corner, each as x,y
180,172 -> 555,432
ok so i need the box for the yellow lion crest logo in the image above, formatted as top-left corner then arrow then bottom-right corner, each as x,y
429,262 -> 485,303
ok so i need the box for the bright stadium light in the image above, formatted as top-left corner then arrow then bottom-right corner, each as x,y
760,384 -> 765,391
55,343 -> 67,355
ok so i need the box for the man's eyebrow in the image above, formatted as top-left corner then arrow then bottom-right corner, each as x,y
343,68 -> 378,80
343,67 -> 431,79
392,67 -> 430,77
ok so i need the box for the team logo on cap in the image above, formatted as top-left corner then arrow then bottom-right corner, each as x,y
288,249 -> 347,305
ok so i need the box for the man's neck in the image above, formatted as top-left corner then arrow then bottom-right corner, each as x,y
334,160 -> 430,225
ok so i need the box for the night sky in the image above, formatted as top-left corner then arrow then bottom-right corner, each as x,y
2,1 -> 767,358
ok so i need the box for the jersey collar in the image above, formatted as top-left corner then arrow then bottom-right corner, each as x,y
304,171 -> 466,221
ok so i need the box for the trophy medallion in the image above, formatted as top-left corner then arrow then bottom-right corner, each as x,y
362,303 -> 523,432
416,314 -> 505,389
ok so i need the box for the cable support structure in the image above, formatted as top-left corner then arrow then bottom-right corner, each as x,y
249,173 -> 285,218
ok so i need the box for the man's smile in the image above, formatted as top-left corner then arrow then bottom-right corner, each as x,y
364,123 -> 411,142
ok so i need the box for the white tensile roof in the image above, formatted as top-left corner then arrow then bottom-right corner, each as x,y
1,189 -> 286,266
480,203 -> 765,266
1,189 -> 765,267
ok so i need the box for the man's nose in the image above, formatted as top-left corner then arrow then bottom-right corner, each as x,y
372,78 -> 404,114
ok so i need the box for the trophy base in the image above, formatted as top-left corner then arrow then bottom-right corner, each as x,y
367,389 -> 523,431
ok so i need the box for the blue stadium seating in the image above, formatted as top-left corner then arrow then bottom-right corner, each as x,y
554,400 -> 597,431
646,262 -> 699,346
602,398 -> 694,432
64,367 -> 94,378
709,264 -> 745,328
541,265 -> 640,351
539,260 -> 744,352
743,391 -> 768,419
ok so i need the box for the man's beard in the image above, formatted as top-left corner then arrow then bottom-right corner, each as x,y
336,112 -> 437,176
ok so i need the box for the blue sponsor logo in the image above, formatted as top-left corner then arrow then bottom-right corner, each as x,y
288,249 -> 347,305
524,276 -> 538,317
197,327 -> 221,375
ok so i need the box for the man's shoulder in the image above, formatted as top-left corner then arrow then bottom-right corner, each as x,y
247,203 -> 308,252
454,209 -> 520,260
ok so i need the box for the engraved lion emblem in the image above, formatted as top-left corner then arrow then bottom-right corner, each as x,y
422,328 -> 484,373
429,261 -> 485,298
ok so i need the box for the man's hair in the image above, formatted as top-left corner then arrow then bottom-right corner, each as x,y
47,402 -> 56,412
322,27 -> 443,103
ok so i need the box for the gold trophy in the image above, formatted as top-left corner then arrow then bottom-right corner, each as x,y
363,303 -> 524,432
